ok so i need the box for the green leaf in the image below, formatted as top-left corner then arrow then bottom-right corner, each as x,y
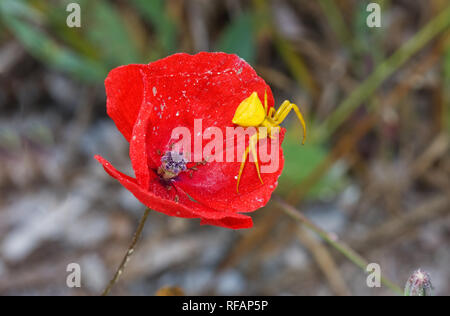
85,0 -> 141,66
2,13 -> 105,81
131,0 -> 177,55
278,138 -> 346,199
444,43 -> 450,131
444,42 -> 450,81
217,12 -> 256,64
0,0 -> 41,22
42,1 -> 100,60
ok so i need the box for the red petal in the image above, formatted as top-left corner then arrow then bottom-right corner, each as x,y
101,53 -> 284,228
105,64 -> 149,141
138,53 -> 274,168
94,155 -> 253,229
138,52 -> 281,213
175,129 -> 285,213
200,216 -> 252,229
129,99 -> 158,188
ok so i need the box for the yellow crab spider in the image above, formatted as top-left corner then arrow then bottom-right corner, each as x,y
232,91 -> 307,193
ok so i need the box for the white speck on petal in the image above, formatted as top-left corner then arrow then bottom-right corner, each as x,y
152,86 -> 157,96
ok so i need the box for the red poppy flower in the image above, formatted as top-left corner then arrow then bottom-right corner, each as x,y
95,52 -> 285,229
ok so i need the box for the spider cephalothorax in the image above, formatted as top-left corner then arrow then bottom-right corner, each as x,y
232,91 -> 307,192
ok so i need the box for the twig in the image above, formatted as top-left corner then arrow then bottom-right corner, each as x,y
286,31 -> 448,204
350,195 -> 450,252
317,0 -> 352,47
316,5 -> 450,142
102,208 -> 151,296
274,196 -> 403,295
296,226 -> 351,296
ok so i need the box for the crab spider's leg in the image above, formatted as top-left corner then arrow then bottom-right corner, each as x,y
275,103 -> 307,144
291,104 -> 307,144
268,107 -> 276,119
236,132 -> 263,193
249,133 -> 263,184
275,103 -> 291,122
271,101 -> 289,123
273,100 -> 291,121
264,91 -> 268,114
236,146 -> 249,193
269,126 -> 281,139
272,102 -> 307,144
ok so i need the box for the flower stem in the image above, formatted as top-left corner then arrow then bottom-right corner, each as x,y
274,197 -> 403,295
102,208 -> 151,296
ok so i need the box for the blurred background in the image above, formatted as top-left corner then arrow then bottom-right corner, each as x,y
0,0 -> 449,295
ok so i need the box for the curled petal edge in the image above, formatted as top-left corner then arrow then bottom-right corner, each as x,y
94,155 -> 253,229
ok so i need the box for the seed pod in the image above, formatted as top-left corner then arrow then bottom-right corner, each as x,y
404,269 -> 433,296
